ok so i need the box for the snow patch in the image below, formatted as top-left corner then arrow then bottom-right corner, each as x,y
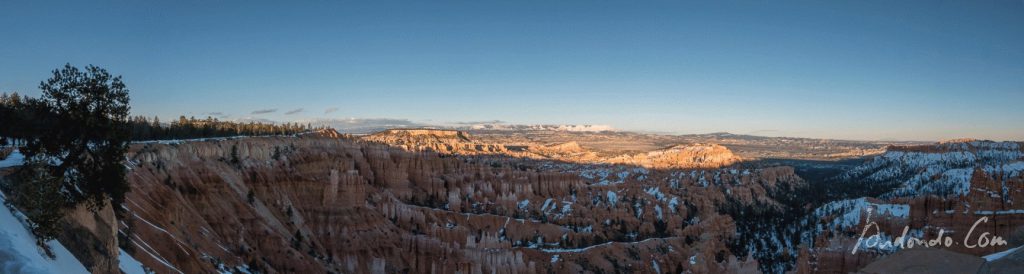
644,187 -> 666,201
607,191 -> 618,207
983,245 -> 1022,262
812,198 -> 909,229
119,248 -> 149,274
0,194 -> 89,274
0,149 -> 25,168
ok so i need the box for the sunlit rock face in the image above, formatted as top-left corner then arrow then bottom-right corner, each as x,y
117,134 -> 807,273
605,144 -> 742,169
362,129 -> 743,169
361,129 -> 511,155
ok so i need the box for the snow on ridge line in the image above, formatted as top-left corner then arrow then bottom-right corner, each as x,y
853,140 -> 1024,178
839,140 -> 1024,199
132,133 -> 304,145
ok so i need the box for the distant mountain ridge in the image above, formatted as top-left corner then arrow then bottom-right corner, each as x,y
461,124 -> 615,132
839,140 -> 1024,198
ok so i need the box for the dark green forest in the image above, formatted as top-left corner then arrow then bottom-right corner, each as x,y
4,93 -> 315,143
127,115 -> 314,141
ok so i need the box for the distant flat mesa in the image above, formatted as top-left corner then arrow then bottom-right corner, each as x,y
360,128 -> 743,168
604,144 -> 742,169
465,129 -> 902,161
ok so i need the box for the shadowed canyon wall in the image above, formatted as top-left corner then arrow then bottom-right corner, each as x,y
118,134 -> 800,273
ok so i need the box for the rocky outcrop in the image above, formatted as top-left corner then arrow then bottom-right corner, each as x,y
606,144 -> 742,169
802,140 -> 1024,273
116,134 -> 805,273
57,200 -> 120,274
311,128 -> 345,139
361,129 -> 510,155
0,147 -> 13,160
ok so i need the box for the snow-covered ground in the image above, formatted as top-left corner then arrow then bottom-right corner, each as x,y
0,149 -> 25,168
839,141 -> 1024,198
0,193 -> 88,274
0,149 -> 86,274
983,245 -> 1022,262
0,197 -> 152,274
2,150 -> 149,274
119,248 -> 149,274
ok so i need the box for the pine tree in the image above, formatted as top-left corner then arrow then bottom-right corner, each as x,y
7,64 -> 132,243
9,161 -> 65,248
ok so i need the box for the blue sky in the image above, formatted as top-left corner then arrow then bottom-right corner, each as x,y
1,1 -> 1022,141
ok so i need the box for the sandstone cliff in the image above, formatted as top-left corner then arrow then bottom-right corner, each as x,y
57,201 -> 120,274
362,129 -> 742,169
802,140 -> 1024,273
606,144 -> 742,169
115,134 -> 804,273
